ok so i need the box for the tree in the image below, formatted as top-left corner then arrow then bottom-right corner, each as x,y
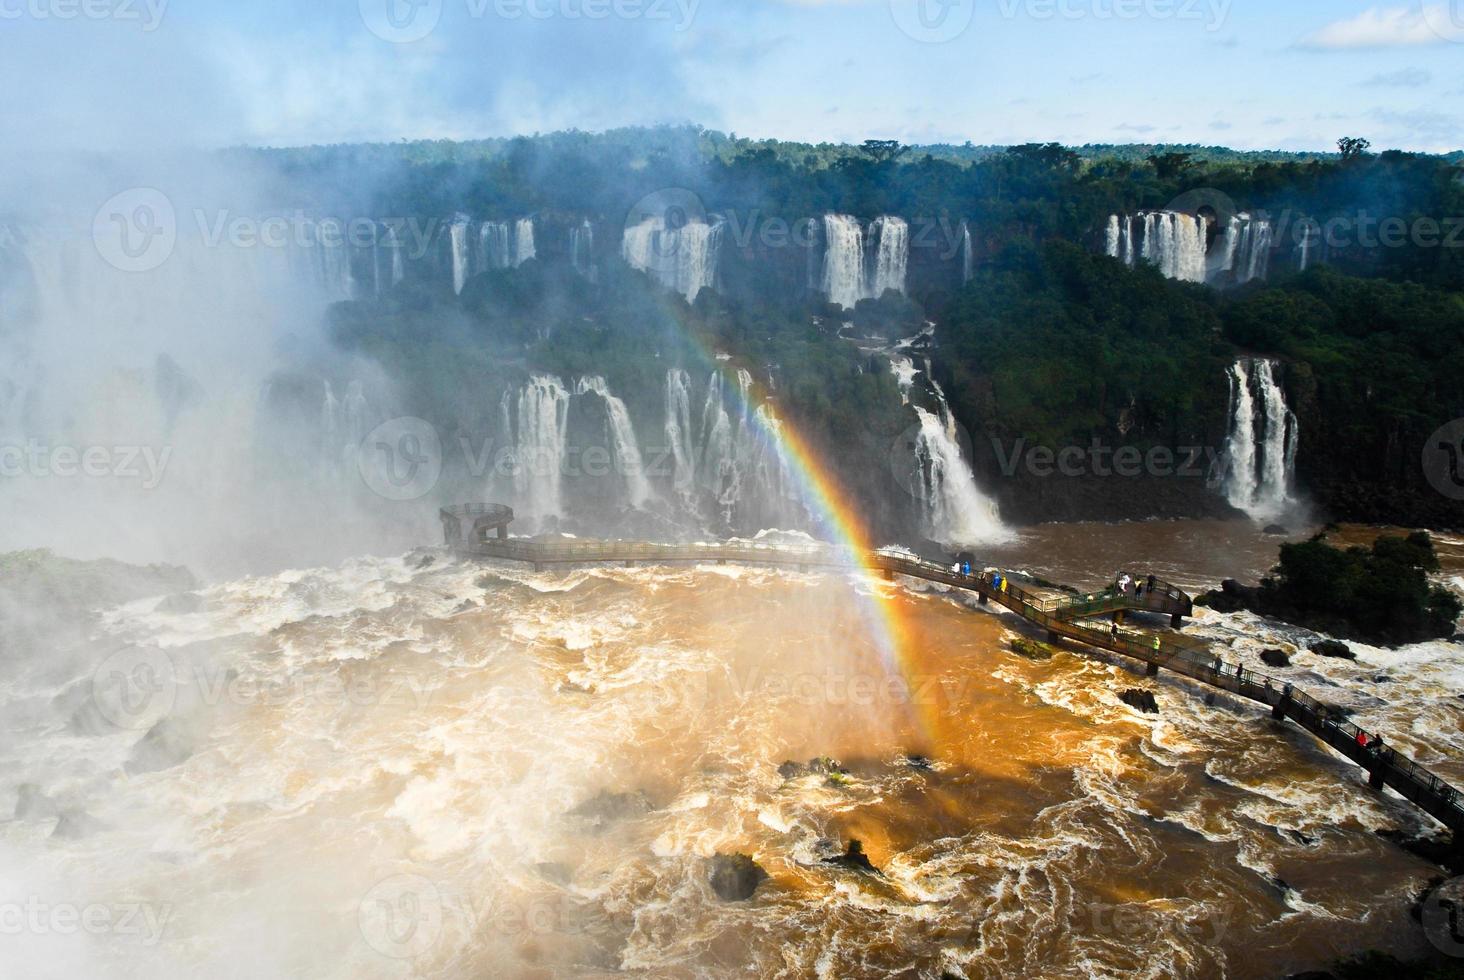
1147,151 -> 1195,182
1337,136 -> 1372,161
859,139 -> 908,164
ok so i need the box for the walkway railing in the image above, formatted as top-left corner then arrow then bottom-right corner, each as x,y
455,530 -> 1464,835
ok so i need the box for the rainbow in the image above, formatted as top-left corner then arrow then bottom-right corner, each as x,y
708,367 -> 937,745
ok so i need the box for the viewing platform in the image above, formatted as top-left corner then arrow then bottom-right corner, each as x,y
440,503 -> 1464,840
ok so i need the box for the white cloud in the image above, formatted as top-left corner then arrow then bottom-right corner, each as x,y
1300,4 -> 1464,49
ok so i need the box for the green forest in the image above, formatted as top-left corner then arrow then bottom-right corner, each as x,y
272,126 -> 1464,530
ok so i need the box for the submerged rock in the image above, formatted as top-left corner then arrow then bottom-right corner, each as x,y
126,717 -> 201,775
903,754 -> 933,772
1260,649 -> 1291,669
1309,640 -> 1356,660
707,853 -> 768,901
823,839 -> 880,875
1263,524 -> 1290,536
568,790 -> 652,829
1119,689 -> 1159,714
14,783 -> 57,820
155,592 -> 204,615
51,808 -> 105,840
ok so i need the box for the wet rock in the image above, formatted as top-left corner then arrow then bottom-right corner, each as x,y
155,592 -> 204,614
1263,524 -> 1290,536
126,717 -> 200,775
1309,640 -> 1356,660
1119,689 -> 1159,714
903,754 -> 933,772
1195,579 -> 1259,613
1008,636 -> 1054,661
1373,674 -> 1393,684
707,853 -> 768,901
568,790 -> 652,829
823,839 -> 880,875
51,809 -> 104,840
411,553 -> 436,570
14,784 -> 57,820
777,757 -> 848,781
1260,649 -> 1291,669
451,599 -> 478,614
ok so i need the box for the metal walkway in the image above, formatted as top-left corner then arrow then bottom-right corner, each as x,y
440,505 -> 1464,837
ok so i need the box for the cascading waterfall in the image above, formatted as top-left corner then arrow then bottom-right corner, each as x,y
697,372 -> 739,524
479,221 -> 511,271
1223,358 -> 1298,521
1233,214 -> 1272,284
663,369 -> 696,507
621,216 -> 723,303
507,375 -> 571,524
1106,212 -> 1208,283
820,214 -> 911,309
961,221 -> 975,285
910,404 -> 1006,546
513,218 -> 536,267
576,375 -> 652,509
868,216 -> 909,298
886,347 -> 1007,545
449,216 -> 471,294
820,214 -> 866,310
571,220 -> 596,281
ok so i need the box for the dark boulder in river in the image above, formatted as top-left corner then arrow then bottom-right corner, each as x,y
1309,640 -> 1356,660
1261,649 -> 1291,668
1119,689 -> 1159,714
708,853 -> 768,901
823,839 -> 880,875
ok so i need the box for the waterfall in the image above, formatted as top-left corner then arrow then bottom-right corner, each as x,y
960,221 -> 974,285
576,375 -> 652,509
820,214 -> 865,310
513,219 -> 536,267
1108,212 -> 1208,283
479,221 -> 511,271
571,220 -> 596,281
820,214 -> 911,309
696,372 -> 739,524
664,369 -> 696,507
621,216 -> 723,303
1223,358 -> 1297,521
508,375 -> 571,525
1233,214 -> 1272,284
868,216 -> 909,298
910,404 -> 1006,547
1298,225 -> 1313,272
1104,215 -> 1121,261
449,217 -> 471,294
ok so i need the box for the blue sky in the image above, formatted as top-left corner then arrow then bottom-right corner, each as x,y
4,0 -> 1461,152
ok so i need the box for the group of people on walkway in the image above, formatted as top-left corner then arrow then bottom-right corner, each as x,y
1116,571 -> 1159,599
